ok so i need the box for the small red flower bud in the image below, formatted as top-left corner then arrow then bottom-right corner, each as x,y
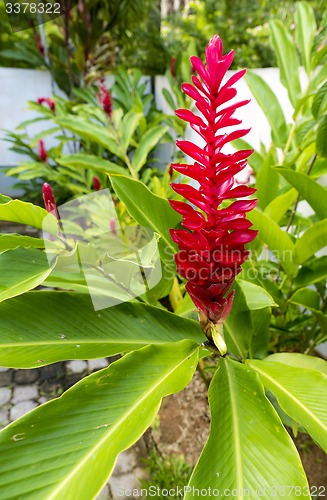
93,176 -> 101,191
170,57 -> 176,78
42,183 -> 58,219
38,139 -> 47,162
109,217 -> 116,235
98,83 -> 113,118
37,97 -> 55,111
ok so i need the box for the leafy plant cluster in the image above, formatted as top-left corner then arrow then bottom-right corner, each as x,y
162,0 -> 326,70
4,69 -> 175,205
0,0 -> 168,94
0,2 -> 326,497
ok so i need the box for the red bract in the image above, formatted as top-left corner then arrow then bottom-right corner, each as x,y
98,83 -> 113,118
169,35 -> 257,338
42,183 -> 59,219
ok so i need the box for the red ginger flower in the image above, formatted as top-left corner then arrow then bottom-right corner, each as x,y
42,183 -> 59,219
93,176 -> 101,191
98,83 -> 113,118
38,139 -> 47,162
169,35 -> 257,339
37,97 -> 55,111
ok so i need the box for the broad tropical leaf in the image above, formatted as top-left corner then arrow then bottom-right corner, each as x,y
109,175 -> 181,268
56,154 -> 126,176
248,209 -> 297,276
237,279 -> 277,309
295,1 -> 317,74
0,199 -> 58,234
120,110 -> 143,150
131,125 -> 168,172
0,341 -> 199,499
248,360 -> 327,453
295,219 -> 327,263
185,358 -> 308,499
269,20 -> 301,107
264,188 -> 297,223
294,255 -> 327,286
316,115 -> 327,157
245,71 -> 288,148
54,116 -> 125,160
0,234 -> 50,251
0,291 -> 205,368
266,352 -> 327,376
275,168 -> 327,220
0,248 -> 53,304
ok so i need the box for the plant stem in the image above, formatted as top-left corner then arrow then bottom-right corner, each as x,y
197,359 -> 210,389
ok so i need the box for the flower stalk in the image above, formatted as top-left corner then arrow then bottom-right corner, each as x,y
169,35 -> 257,353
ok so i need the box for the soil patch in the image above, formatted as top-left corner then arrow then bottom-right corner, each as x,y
155,372 -> 327,488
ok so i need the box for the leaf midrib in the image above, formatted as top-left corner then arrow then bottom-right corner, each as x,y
250,363 -> 327,435
225,360 -> 244,495
47,345 -> 199,498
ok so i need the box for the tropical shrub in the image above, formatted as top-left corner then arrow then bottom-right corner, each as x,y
3,71 -> 172,204
0,18 -> 326,500
232,1 -> 327,355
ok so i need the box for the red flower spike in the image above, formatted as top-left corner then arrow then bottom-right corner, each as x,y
169,35 -> 257,351
38,139 -> 47,162
98,83 -> 113,118
42,183 -> 59,219
93,176 -> 101,191
37,97 -> 55,111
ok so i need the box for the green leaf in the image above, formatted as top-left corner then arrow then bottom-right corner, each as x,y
56,154 -> 126,176
185,358 -> 308,498
162,88 -> 176,110
224,283 -> 271,359
289,288 -> 327,330
0,341 -> 199,498
248,360 -> 327,453
295,219 -> 327,263
248,209 -> 297,276
0,291 -> 205,368
275,168 -> 327,220
294,255 -> 327,286
269,20 -> 302,108
256,150 -> 279,209
245,71 -> 288,148
131,125 -> 168,172
264,188 -> 297,223
120,111 -> 143,150
289,287 -> 321,310
0,234 -> 49,251
0,194 -> 12,204
265,352 -> 327,376
0,248 -> 53,304
0,199 -> 58,234
295,2 -> 317,73
110,175 -> 180,268
54,116 -> 125,160
312,81 -> 327,119
231,139 -> 264,172
316,115 -> 327,157
237,279 -> 277,309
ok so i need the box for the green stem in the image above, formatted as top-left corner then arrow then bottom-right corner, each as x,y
197,359 -> 210,389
